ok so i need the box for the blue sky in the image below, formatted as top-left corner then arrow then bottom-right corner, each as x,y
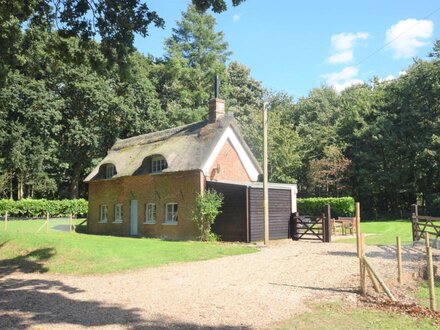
135,0 -> 440,98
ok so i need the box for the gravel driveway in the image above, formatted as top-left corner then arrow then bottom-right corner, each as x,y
0,240 -> 423,329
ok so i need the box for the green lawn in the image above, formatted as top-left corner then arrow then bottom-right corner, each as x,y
277,302 -> 438,330
338,220 -> 413,245
418,281 -> 440,309
0,219 -> 257,275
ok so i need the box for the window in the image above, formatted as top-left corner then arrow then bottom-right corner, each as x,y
151,156 -> 167,173
105,164 -> 116,179
114,204 -> 123,223
145,203 -> 156,224
99,204 -> 108,223
164,203 -> 178,224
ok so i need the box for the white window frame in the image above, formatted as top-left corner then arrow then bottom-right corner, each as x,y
114,203 -> 123,223
99,204 -> 108,223
151,156 -> 167,173
105,164 -> 116,179
164,203 -> 178,224
144,203 -> 156,224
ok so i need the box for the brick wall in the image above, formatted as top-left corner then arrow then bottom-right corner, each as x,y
208,139 -> 251,182
87,170 -> 204,239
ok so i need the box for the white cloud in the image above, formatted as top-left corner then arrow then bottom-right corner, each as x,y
324,66 -> 364,92
386,19 -> 433,58
328,50 -> 353,64
333,79 -> 364,92
331,32 -> 369,51
327,32 -> 369,64
233,14 -> 240,22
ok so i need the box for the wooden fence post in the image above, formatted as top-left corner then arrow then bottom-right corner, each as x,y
426,245 -> 437,311
45,213 -> 49,234
396,236 -> 403,284
360,233 -> 367,295
4,211 -> 8,231
291,212 -> 299,240
324,204 -> 332,243
69,213 -> 73,233
411,204 -> 419,241
356,202 -> 361,257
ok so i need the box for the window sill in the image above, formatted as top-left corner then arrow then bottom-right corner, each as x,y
143,221 -> 156,225
98,221 -> 107,224
113,220 -> 123,224
162,222 -> 178,226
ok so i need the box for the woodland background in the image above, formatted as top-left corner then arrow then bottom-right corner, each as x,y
1,2 -> 439,218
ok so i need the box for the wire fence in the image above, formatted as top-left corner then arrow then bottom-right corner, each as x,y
361,235 -> 439,311
1,216 -> 87,234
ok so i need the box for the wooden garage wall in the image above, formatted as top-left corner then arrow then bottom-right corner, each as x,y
207,182 -> 248,242
249,188 -> 291,241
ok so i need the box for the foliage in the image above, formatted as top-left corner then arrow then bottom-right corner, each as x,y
308,146 -> 351,197
192,189 -> 224,241
297,197 -> 355,217
1,1 -> 439,221
0,199 -> 88,217
0,220 -> 256,274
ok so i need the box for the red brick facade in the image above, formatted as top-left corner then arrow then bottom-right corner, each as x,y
208,139 -> 251,182
87,139 -> 253,239
87,170 -> 204,239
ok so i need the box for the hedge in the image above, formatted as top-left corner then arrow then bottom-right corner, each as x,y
297,197 -> 355,217
0,199 -> 88,217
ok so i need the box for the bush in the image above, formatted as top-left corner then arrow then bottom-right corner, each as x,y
425,194 -> 440,216
0,198 -> 88,217
297,197 -> 355,217
192,189 -> 224,241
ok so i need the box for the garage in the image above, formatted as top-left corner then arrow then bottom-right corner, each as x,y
207,181 -> 297,242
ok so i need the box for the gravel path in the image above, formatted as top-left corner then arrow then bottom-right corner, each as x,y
0,240 -> 429,330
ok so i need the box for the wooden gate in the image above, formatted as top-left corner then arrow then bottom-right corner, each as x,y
290,205 -> 332,242
411,204 -> 440,241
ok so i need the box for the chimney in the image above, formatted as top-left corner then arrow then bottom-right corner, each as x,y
209,75 -> 225,122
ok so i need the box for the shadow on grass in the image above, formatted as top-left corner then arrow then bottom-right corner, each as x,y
0,278 -> 249,329
0,248 -> 55,276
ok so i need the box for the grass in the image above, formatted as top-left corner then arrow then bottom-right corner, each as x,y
0,219 -> 257,275
338,220 -> 413,245
277,301 -> 438,330
418,280 -> 440,309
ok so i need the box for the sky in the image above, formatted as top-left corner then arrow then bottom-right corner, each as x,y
134,0 -> 440,98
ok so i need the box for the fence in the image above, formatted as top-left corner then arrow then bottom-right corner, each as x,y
356,202 -> 439,313
290,204 -> 332,242
1,215 -> 87,234
411,204 -> 440,243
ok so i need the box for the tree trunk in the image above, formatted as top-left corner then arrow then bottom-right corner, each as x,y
69,162 -> 82,199
17,176 -> 23,200
9,173 -> 13,199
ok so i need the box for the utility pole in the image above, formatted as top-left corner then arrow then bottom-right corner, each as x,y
263,103 -> 269,245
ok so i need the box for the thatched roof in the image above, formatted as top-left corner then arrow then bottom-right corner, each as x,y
84,114 -> 262,182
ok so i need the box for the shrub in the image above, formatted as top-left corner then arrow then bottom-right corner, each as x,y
297,197 -> 355,217
192,189 -> 224,241
0,198 -> 88,217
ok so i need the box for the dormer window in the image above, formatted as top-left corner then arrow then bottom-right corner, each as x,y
105,164 -> 116,179
151,156 -> 167,173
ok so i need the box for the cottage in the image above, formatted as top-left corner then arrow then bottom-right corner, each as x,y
85,97 -> 297,241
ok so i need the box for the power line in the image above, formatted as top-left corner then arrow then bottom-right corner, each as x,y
356,6 -> 440,67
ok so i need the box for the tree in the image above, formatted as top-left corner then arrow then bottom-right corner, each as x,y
308,146 -> 351,197
192,189 -> 224,241
0,0 -> 243,86
158,4 -> 231,115
0,71 -> 61,199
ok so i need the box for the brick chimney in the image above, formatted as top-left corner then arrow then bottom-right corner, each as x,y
209,98 -> 225,122
209,75 -> 225,122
